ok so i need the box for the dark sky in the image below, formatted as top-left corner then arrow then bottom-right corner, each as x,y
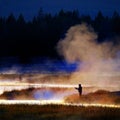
0,0 -> 120,20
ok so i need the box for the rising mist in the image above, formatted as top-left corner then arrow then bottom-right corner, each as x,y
57,23 -> 120,89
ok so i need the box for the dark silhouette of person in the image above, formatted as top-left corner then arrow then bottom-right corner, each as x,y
75,84 -> 82,96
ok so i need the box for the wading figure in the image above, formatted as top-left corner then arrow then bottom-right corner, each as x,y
75,84 -> 82,96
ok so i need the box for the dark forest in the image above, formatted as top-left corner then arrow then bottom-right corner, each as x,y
0,9 -> 120,63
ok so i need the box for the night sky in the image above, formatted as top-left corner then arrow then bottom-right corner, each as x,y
0,0 -> 120,20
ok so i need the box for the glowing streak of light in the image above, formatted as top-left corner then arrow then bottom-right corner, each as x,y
0,83 -> 79,88
0,100 -> 64,105
0,83 -> 80,95
0,82 -> 119,95
63,103 -> 120,108
0,100 -> 120,108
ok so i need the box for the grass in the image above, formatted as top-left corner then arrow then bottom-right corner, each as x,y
0,104 -> 120,120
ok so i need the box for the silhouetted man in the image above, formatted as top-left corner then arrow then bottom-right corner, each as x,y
75,84 -> 82,96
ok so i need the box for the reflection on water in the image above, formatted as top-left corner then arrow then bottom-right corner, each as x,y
0,84 -> 77,100
0,83 -> 119,101
0,57 -> 119,102
34,90 -> 54,100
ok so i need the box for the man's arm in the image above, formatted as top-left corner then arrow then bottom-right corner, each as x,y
75,87 -> 78,90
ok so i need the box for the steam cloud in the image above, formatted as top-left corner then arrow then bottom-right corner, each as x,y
57,23 -> 120,89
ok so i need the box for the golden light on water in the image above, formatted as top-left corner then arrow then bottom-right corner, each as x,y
0,82 -> 120,108
0,83 -> 78,88
0,83 -> 79,95
0,100 -> 120,108
0,100 -> 64,105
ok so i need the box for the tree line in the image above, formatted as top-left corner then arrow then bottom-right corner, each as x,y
0,9 -> 120,62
